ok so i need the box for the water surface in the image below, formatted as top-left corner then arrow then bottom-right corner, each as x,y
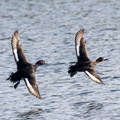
0,0 -> 120,120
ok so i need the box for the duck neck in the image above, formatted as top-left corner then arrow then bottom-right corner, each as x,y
33,64 -> 39,72
94,58 -> 103,66
93,61 -> 98,66
93,59 -> 100,66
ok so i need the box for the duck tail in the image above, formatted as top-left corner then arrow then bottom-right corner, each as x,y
68,65 -> 77,77
7,71 -> 22,83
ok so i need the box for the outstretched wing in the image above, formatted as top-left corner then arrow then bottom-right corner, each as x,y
75,29 -> 89,61
84,69 -> 104,84
24,76 -> 41,99
11,30 -> 28,65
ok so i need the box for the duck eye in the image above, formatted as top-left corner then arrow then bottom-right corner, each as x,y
42,60 -> 45,63
40,60 -> 45,64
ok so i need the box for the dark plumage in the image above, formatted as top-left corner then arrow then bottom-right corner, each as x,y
68,29 -> 108,84
7,31 -> 46,99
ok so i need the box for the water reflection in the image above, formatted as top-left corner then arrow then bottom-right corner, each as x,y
18,108 -> 43,120
83,103 -> 103,118
86,102 -> 103,113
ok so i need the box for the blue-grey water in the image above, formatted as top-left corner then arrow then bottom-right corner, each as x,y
0,0 -> 120,120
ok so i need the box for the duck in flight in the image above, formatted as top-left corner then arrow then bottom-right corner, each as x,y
68,29 -> 107,84
7,31 -> 46,99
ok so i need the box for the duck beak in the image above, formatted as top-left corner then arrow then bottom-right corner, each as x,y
104,58 -> 108,61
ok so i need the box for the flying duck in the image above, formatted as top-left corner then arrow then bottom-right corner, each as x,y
68,29 -> 107,84
7,31 -> 46,99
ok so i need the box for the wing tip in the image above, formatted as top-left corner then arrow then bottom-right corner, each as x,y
11,30 -> 20,49
12,30 -> 19,39
75,28 -> 84,39
77,28 -> 84,34
24,78 -> 42,99
37,94 -> 42,99
33,92 -> 42,99
14,30 -> 18,34
96,79 -> 104,84
85,71 -> 104,84
12,30 -> 18,40
27,87 -> 42,99
79,28 -> 84,33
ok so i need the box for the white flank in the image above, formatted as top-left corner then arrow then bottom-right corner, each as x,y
14,49 -> 19,62
25,78 -> 35,94
85,71 -> 101,83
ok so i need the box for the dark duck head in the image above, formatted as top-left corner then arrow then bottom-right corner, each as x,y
94,57 -> 108,65
35,60 -> 46,66
34,60 -> 46,72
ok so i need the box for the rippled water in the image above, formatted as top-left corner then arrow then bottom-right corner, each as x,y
0,0 -> 120,120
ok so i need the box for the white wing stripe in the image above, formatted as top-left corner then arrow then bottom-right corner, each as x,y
76,45 -> 80,57
25,78 -> 36,94
13,49 -> 19,62
85,71 -> 101,83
